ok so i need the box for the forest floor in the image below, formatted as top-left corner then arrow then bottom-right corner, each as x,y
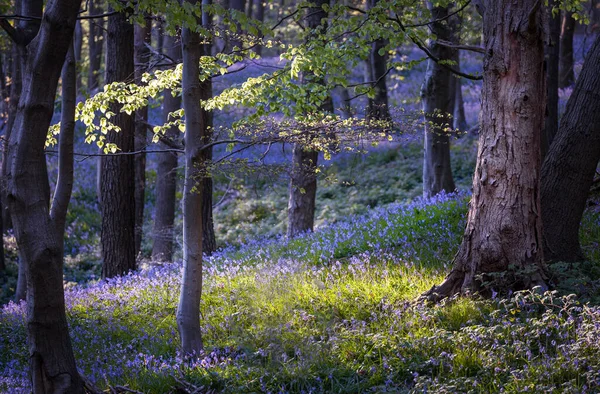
1,139 -> 600,392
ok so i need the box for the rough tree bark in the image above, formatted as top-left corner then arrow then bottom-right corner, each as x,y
421,3 -> 457,198
87,0 -> 104,91
100,7 -> 136,278
152,34 -> 181,262
134,17 -> 152,257
366,0 -> 390,122
543,1 -> 561,158
177,0 -> 208,354
287,0 -> 333,238
425,0 -> 548,300
541,34 -> 600,262
5,0 -> 83,391
559,11 -> 575,88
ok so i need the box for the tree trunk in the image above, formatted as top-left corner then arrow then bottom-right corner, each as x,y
559,11 -> 575,88
253,0 -> 265,56
1,43 -> 20,240
177,0 -> 207,354
453,56 -> 468,131
543,2 -> 561,158
14,251 -> 26,301
592,0 -> 600,32
73,20 -> 83,91
6,0 -> 83,391
287,0 -> 332,238
541,34 -> 600,262
101,7 -> 136,278
246,0 -> 254,18
51,43 -> 77,247
87,0 -> 104,92
8,0 -> 45,305
134,18 -> 152,257
421,3 -> 457,199
366,0 -> 390,122
152,34 -> 181,263
229,0 -> 246,50
425,0 -> 548,300
201,0 -> 217,256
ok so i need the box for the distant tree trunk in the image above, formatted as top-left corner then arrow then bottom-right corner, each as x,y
87,0 -> 104,91
287,0 -> 332,238
73,20 -> 83,91
52,42 -> 77,259
541,34 -> 600,263
229,0 -> 246,50
246,0 -> 254,17
425,0 -> 548,300
134,18 -> 152,257
543,2 -> 561,158
421,3 -> 457,198
177,0 -> 208,355
14,252 -> 26,301
366,0 -> 390,122
559,11 -> 575,88
592,0 -> 600,32
201,0 -> 217,256
2,43 -> 20,234
101,7 -> 136,278
253,0 -> 265,56
5,0 -> 83,390
338,87 -> 353,119
152,34 -> 181,262
453,56 -> 468,131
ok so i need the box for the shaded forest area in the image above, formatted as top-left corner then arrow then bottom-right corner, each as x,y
1,0 -> 600,392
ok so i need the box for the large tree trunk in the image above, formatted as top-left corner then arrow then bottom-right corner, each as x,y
5,0 -> 83,391
366,0 -> 390,122
152,34 -> 181,263
177,0 -> 208,354
541,34 -> 600,262
425,0 -> 547,300
287,0 -> 332,238
100,7 -> 136,278
559,11 -> 575,88
421,3 -> 457,199
134,18 -> 152,257
87,0 -> 104,92
9,0 -> 45,304
543,2 -> 561,158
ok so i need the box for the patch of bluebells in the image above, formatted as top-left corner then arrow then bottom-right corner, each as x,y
3,193 -> 600,393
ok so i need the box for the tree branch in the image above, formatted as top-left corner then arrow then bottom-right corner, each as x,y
0,18 -> 22,44
435,39 -> 485,54
394,15 -> 482,80
404,1 -> 472,28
